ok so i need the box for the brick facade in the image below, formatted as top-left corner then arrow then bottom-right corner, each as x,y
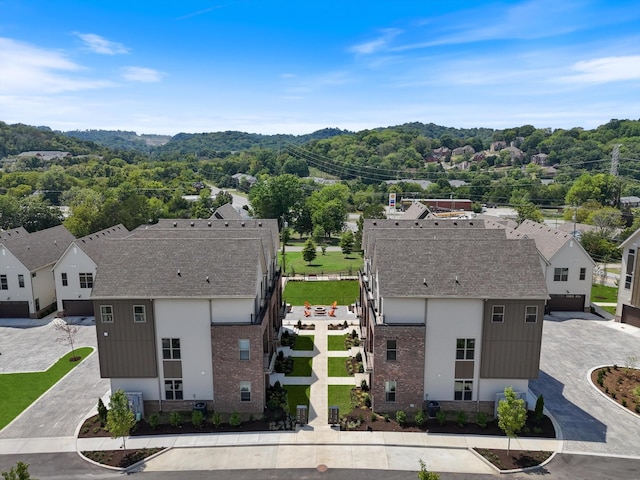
371,324 -> 425,414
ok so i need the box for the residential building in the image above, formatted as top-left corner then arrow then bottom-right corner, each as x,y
91,219 -> 281,415
0,225 -> 75,318
503,220 -> 595,311
52,224 -> 129,315
211,203 -> 243,220
359,219 -> 548,414
616,228 -> 640,327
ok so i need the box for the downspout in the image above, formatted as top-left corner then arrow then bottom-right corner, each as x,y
153,298 -> 162,413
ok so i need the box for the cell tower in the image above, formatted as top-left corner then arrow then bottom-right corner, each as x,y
610,144 -> 621,177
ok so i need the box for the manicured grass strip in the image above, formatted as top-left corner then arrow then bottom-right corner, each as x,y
283,280 -> 359,306
591,283 -> 618,303
0,347 -> 94,430
280,250 -> 362,276
284,385 -> 310,415
286,357 -> 313,377
328,357 -> 352,377
328,385 -> 355,416
328,334 -> 348,351
601,305 -> 616,315
293,335 -> 314,351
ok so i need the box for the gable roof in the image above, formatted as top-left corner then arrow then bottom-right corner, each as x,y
91,237 -> 262,298
514,220 -> 591,262
0,225 -> 75,271
402,202 -> 430,220
55,224 -> 129,267
372,237 -> 547,299
0,227 -> 29,241
212,203 -> 242,220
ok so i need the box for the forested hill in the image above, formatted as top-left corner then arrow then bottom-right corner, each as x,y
63,129 -> 172,152
0,122 -> 108,158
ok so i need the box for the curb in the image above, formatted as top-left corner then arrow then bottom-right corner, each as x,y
587,365 -> 640,421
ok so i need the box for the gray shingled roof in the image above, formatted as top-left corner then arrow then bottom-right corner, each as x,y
212,203 -> 242,220
402,202 -> 430,220
1,225 -> 75,271
71,224 -> 130,263
372,237 -> 548,299
514,220 -> 576,260
91,237 -> 262,298
0,227 -> 28,241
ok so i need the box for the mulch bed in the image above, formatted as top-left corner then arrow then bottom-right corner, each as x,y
82,447 -> 164,468
474,448 -> 552,470
591,366 -> 640,414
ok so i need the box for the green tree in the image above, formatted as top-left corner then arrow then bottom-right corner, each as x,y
565,173 -> 620,207
248,174 -> 304,225
210,190 -> 234,210
106,389 -> 136,449
587,207 -> 622,238
1,461 -> 35,480
515,202 -> 543,224
417,459 -> 439,480
497,386 -> 527,455
340,230 -> 355,256
0,194 -> 20,229
18,196 -> 63,232
311,199 -> 346,239
302,238 -> 317,264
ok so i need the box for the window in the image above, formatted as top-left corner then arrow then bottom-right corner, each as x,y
385,380 -> 396,402
240,381 -> 251,402
79,272 -> 93,288
18,274 -> 24,288
133,305 -> 146,323
164,379 -> 183,400
61,273 -> 68,287
239,339 -> 250,360
625,249 -> 635,289
491,305 -> 505,323
0,275 -> 7,290
456,338 -> 475,360
100,305 -> 113,323
386,339 -> 397,361
579,267 -> 586,281
454,380 -> 473,400
162,338 -> 181,359
525,305 -> 538,323
553,267 -> 568,282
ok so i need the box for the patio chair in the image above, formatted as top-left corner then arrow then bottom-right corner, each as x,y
304,301 -> 311,309
304,309 -> 311,317
328,309 -> 336,317
331,301 -> 338,309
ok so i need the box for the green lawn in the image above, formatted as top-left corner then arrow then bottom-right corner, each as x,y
293,335 -> 314,351
0,347 -> 93,430
328,357 -> 352,377
283,280 -> 359,306
328,385 -> 355,416
280,250 -> 362,276
286,356 -> 313,377
591,283 -> 618,303
284,385 -> 310,415
328,334 -> 348,351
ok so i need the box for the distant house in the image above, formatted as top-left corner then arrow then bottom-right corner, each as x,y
452,145 -> 475,156
448,180 -> 469,188
385,179 -> 432,190
531,153 -> 549,165
0,225 -> 75,318
503,146 -> 525,162
472,152 -> 486,162
211,203 -> 243,220
620,196 -> 640,209
16,151 -> 71,162
402,202 -> 430,220
491,220 -> 595,311
429,147 -> 451,161
490,141 -> 507,152
52,224 -> 129,315
231,173 -> 257,188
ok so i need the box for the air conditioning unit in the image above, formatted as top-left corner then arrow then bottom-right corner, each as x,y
125,391 -> 144,421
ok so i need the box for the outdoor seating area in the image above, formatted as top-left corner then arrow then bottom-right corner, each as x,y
304,300 -> 338,317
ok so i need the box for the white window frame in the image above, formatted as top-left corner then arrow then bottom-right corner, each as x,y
239,339 -> 250,361
491,305 -> 505,323
456,338 -> 475,360
625,249 -> 635,289
386,339 -> 397,361
553,267 -> 568,282
579,267 -> 586,281
385,380 -> 396,402
525,305 -> 538,323
79,272 -> 93,288
165,379 -> 183,400
240,381 -> 251,402
133,305 -> 146,323
100,305 -> 113,323
0,274 -> 7,290
18,274 -> 24,288
61,272 -> 68,287
162,338 -> 181,360
454,380 -> 473,400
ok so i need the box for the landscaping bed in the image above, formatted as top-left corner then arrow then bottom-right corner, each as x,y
591,365 -> 640,414
474,448 -> 552,471
82,448 -> 165,469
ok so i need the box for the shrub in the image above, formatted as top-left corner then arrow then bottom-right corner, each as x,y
533,394 -> 545,424
383,413 -> 390,422
611,392 -> 617,399
476,412 -> 487,428
364,394 -> 371,408
533,426 -> 543,434
633,386 -> 640,402
597,377 -> 604,387
370,412 -> 377,422
621,399 -> 627,407
192,410 -> 204,428
395,410 -> 407,426
97,398 -> 108,427
212,412 -> 222,427
229,411 -> 242,427
169,412 -> 182,427
635,405 -> 640,414
456,411 -> 467,427
361,379 -> 369,392
351,329 -> 358,339
297,320 -> 302,329
343,320 -> 348,329
436,410 -> 446,426
355,352 -> 363,362
418,459 -> 440,480
415,410 -> 426,427
148,413 -> 160,430
358,364 -> 364,373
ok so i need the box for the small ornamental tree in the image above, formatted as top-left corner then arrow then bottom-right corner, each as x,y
417,459 -> 440,480
302,238 -> 317,264
52,318 -> 80,362
497,386 -> 527,455
106,389 -> 136,449
97,398 -> 108,427
533,394 -> 545,425
1,461 -> 36,480
340,230 -> 355,257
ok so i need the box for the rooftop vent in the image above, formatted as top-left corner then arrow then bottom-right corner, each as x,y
206,276 -> 210,283
258,222 -> 262,227
173,222 -> 177,228
177,269 -> 181,276
225,222 -> 229,227
207,222 -> 211,227
190,222 -> 195,227
241,222 -> 245,227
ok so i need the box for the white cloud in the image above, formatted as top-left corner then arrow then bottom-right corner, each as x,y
0,37 -> 114,94
559,56 -> 640,84
121,67 -> 164,83
178,6 -> 221,20
350,29 -> 402,55
74,32 -> 129,55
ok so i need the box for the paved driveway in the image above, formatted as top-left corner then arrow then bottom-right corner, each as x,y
0,316 -> 110,438
531,312 -> 640,456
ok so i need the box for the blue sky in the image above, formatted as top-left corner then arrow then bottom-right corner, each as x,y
1,0 -> 640,135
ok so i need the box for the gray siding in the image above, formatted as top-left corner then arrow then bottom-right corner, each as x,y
94,299 -> 158,378
480,299 -> 544,379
